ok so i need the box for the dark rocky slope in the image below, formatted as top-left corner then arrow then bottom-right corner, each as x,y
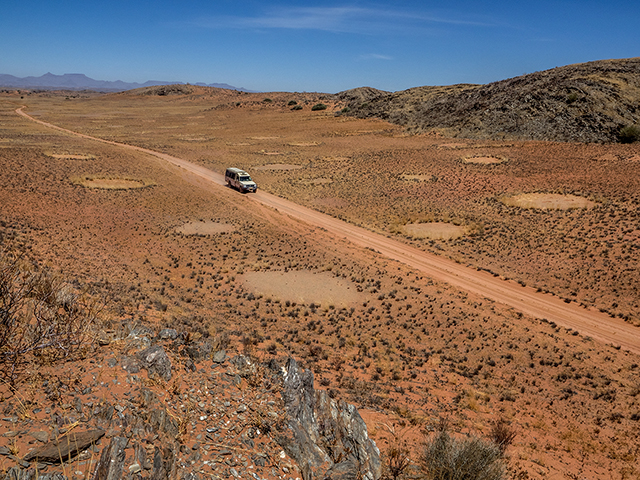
339,58 -> 640,143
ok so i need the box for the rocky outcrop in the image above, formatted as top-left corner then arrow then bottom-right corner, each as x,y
0,327 -> 380,480
278,358 -> 381,480
342,57 -> 640,143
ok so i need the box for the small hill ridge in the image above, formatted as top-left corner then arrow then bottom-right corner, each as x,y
340,57 -> 640,143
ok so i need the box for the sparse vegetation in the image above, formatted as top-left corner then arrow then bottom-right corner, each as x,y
2,84 -> 640,479
619,124 -> 640,143
0,248 -> 100,382
311,103 -> 328,111
419,428 -> 505,480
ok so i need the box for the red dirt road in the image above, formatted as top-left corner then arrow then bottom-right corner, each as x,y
16,107 -> 640,355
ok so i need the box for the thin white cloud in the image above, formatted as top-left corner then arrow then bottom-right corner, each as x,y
191,6 -> 495,35
359,53 -> 393,61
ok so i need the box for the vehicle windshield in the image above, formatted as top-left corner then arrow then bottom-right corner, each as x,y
239,176 -> 252,182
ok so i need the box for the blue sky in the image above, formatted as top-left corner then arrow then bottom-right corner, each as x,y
2,0 -> 638,93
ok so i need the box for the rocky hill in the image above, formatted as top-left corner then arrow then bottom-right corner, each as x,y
339,58 -> 640,143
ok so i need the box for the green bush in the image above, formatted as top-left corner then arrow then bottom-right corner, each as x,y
566,92 -> 579,104
288,100 -> 297,106
291,105 -> 303,111
419,429 -> 505,480
311,103 -> 328,111
263,98 -> 273,103
619,125 -> 640,143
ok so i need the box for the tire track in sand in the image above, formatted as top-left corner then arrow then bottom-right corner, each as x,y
16,106 -> 640,355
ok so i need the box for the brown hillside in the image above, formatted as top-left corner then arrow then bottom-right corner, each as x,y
341,58 -> 640,143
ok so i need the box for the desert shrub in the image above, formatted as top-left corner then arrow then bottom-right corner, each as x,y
382,425 -> 411,480
419,429 -> 505,480
311,103 -> 328,111
619,125 -> 640,143
291,105 -> 303,111
263,98 -> 273,103
288,100 -> 297,106
0,249 -> 100,381
566,92 -> 579,104
489,417 -> 517,454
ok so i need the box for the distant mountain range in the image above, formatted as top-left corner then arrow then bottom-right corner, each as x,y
0,72 -> 252,92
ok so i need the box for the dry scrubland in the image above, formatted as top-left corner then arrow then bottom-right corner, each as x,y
0,87 -> 639,479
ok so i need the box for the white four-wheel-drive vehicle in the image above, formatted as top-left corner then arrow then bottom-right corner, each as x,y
224,167 -> 257,193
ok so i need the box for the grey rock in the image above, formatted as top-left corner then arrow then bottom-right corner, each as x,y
121,356 -> 141,374
158,328 -> 178,340
278,358 -> 381,480
150,446 -> 175,480
92,436 -> 128,480
137,345 -> 172,381
37,473 -> 67,480
24,429 -> 105,463
3,467 -> 34,480
181,473 -> 201,480
129,325 -> 154,338
30,431 -> 49,443
146,408 -> 179,437
185,340 -> 212,362
212,350 -> 227,364
74,397 -> 83,414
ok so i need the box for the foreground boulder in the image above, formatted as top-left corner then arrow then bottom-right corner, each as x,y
278,358 -> 381,480
23,429 -> 104,463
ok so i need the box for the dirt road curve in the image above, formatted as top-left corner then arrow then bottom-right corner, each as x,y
16,107 -> 640,355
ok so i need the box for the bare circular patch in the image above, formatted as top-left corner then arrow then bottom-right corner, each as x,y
178,136 -> 212,142
462,155 -> 507,165
288,141 -> 319,147
255,164 -> 303,171
403,222 -> 467,239
175,221 -> 235,235
502,193 -> 596,210
241,271 -> 362,307
47,153 -> 95,160
73,177 -> 152,190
